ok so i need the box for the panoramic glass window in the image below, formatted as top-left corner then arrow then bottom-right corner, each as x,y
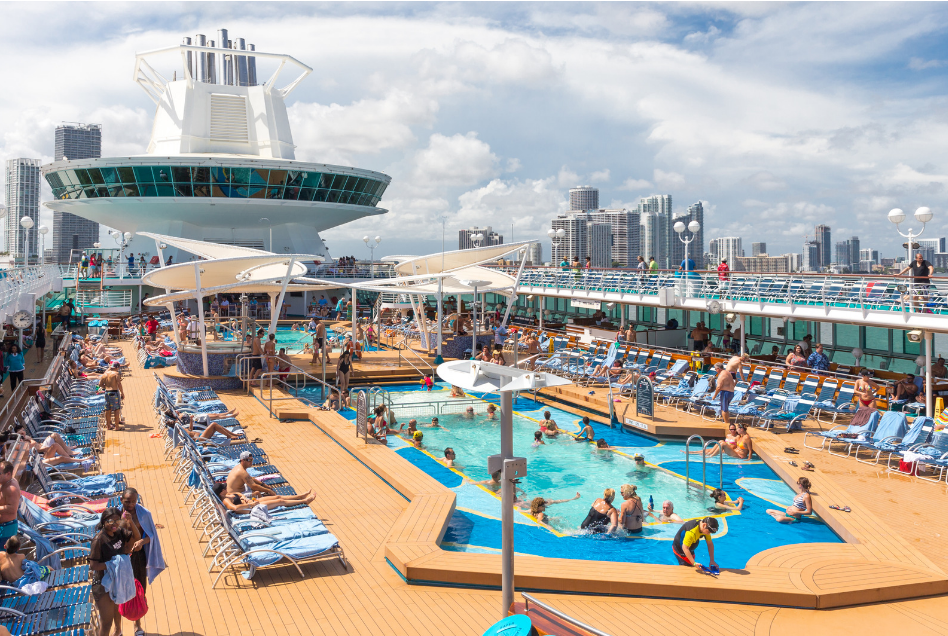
45,165 -> 387,206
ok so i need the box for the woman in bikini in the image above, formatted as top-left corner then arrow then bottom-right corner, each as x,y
705,423 -> 753,459
785,344 -> 808,371
767,477 -> 812,523
529,492 -> 580,525
854,370 -> 878,410
213,483 -> 315,511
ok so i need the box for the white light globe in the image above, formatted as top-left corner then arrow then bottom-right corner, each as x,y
124,232 -> 133,241
673,221 -> 686,233
19,216 -> 34,230
555,228 -> 565,238
888,208 -> 906,224
374,236 -> 381,243
547,229 -> 556,238
851,347 -> 863,360
93,242 -> 101,249
916,355 -> 927,368
362,236 -> 370,243
688,220 -> 701,233
914,206 -> 933,223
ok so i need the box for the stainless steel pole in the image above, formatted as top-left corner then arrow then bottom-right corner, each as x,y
471,286 -> 478,358
500,390 -> 514,617
925,331 -> 933,417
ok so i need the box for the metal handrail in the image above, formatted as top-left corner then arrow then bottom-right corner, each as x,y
397,345 -> 434,378
704,439 -> 724,490
684,435 -> 705,491
0,330 -> 72,433
521,593 -> 611,636
236,355 -> 343,417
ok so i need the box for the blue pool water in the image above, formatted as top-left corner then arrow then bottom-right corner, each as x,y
312,383 -> 841,567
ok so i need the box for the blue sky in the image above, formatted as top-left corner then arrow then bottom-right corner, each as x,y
4,2 -> 948,261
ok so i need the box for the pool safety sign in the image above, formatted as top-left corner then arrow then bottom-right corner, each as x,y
624,418 -> 649,431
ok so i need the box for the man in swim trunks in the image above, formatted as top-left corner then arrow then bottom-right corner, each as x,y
672,516 -> 718,570
0,462 -> 20,545
539,411 -> 559,437
250,329 -> 265,383
647,499 -> 683,523
724,353 -> 748,381
712,364 -> 737,425
99,365 -> 125,431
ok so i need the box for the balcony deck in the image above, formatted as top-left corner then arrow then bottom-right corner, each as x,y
97,340 -> 948,635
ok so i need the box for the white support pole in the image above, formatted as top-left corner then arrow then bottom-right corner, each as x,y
500,390 -> 514,617
194,263 -> 209,377
436,278 -> 443,363
538,296 -> 544,330
501,247 -> 530,329
164,303 -> 181,346
740,315 -> 746,356
269,259 -> 295,337
471,287 -> 478,357
925,331 -> 933,418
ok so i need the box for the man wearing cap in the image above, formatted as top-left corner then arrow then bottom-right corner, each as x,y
672,517 -> 719,570
226,451 -> 276,498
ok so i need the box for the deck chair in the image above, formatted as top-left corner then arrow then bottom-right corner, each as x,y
814,381 -> 858,424
781,372 -> 801,395
758,396 -> 814,431
898,432 -> 948,484
852,412 -> 923,465
835,411 -> 907,458
803,410 -> 880,453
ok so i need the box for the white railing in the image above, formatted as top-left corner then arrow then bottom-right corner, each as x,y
0,264 -> 60,324
508,266 -> 948,332
75,289 -> 133,308
59,263 -> 155,281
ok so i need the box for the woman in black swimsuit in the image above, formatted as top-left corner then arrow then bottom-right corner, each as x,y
336,350 -> 352,392
580,488 -> 618,534
90,508 -> 132,636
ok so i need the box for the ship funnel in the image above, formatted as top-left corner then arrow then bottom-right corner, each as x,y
182,37 -> 192,80
217,28 -> 230,85
207,40 -> 217,83
194,34 -> 207,82
236,37 -> 248,86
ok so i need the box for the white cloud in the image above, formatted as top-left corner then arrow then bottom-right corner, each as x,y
620,178 -> 652,191
556,166 -> 581,189
654,169 -> 686,189
456,176 -> 567,238
909,57 -> 946,70
589,169 -> 610,183
684,25 -> 721,45
505,158 -> 522,173
742,171 -> 788,191
411,132 -> 499,189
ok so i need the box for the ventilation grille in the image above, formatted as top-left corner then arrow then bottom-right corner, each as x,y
209,94 -> 249,142
204,238 -> 265,250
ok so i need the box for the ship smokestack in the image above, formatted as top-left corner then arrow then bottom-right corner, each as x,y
236,37 -> 249,87
182,37 -> 192,80
207,40 -> 217,83
217,28 -> 230,85
248,44 -> 257,86
194,34 -> 207,82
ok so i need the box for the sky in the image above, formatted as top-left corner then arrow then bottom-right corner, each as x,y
3,1 -> 948,261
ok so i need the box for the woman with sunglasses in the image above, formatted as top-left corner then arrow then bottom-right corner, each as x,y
90,508 -> 133,636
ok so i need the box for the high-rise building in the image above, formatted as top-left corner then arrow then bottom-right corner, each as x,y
859,248 -> 879,264
918,237 -> 947,253
802,241 -> 820,272
782,253 -> 803,271
708,237 -> 742,269
736,255 -> 789,273
835,241 -> 850,267
670,201 -> 704,269
458,226 -> 502,250
752,242 -> 766,257
848,236 -> 860,269
551,214 -> 587,264
569,186 -> 599,211
814,224 -> 831,270
527,242 -> 543,265
52,123 -> 102,263
585,209 -> 640,267
637,194 -> 672,268
4,158 -> 41,259
588,222 -> 612,267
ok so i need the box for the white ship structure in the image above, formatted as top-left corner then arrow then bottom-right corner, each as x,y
41,29 -> 390,262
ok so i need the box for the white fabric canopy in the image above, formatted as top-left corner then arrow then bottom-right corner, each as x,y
142,255 -> 314,290
348,265 -> 516,295
393,241 -> 534,276
137,232 -> 276,260
143,281 -> 336,306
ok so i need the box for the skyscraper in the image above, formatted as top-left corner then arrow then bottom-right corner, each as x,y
52,123 -> 102,263
847,236 -> 860,269
752,242 -> 766,256
835,241 -> 850,267
708,237 -> 742,269
4,158 -> 41,260
670,201 -> 704,269
458,226 -> 502,250
918,237 -> 945,264
551,214 -> 588,263
569,186 -> 599,211
802,241 -> 820,272
527,242 -> 543,265
587,222 -> 612,267
638,194 -> 672,268
585,209 -> 640,266
814,224 -> 831,270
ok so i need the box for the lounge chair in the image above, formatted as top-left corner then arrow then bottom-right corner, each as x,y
802,410 -> 880,453
838,411 -> 908,459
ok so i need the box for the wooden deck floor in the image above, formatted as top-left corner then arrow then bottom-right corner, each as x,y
94,341 -> 948,635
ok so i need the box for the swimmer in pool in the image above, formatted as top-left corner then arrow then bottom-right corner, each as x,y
767,477 -> 812,523
485,404 -> 497,420
710,488 -> 744,511
474,470 -> 525,497
442,447 -> 460,468
595,439 -> 610,449
618,484 -> 644,533
529,493 -> 581,525
462,407 -> 476,419
539,411 -> 559,437
449,385 -> 465,398
421,417 -> 448,430
646,500 -> 683,523
411,430 -> 423,448
398,419 -> 418,437
533,430 -> 545,446
574,416 -> 595,442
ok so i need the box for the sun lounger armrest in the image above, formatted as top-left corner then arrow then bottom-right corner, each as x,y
37,547 -> 91,564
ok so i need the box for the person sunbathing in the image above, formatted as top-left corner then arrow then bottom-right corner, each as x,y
179,412 -> 244,442
213,483 -> 315,512
68,360 -> 103,380
0,537 -> 51,588
7,428 -> 81,462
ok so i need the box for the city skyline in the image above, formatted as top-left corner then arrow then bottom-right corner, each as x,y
4,4 -> 948,261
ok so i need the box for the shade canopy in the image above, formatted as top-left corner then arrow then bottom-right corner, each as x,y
138,231 -> 276,260
142,255 -> 314,290
437,360 -> 572,392
348,265 -> 516,296
393,241 -> 534,276
143,281 -> 337,307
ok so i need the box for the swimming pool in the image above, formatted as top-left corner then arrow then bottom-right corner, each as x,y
320,383 -> 841,567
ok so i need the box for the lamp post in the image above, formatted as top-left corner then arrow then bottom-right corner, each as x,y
547,228 -> 565,265
19,216 -> 34,265
362,235 -> 381,279
109,230 -> 133,279
435,216 -> 447,364
888,207 -> 933,266
674,219 -> 701,300
259,217 -> 272,252
38,224 -> 50,333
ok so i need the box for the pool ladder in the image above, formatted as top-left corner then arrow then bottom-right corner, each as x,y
684,435 -> 724,493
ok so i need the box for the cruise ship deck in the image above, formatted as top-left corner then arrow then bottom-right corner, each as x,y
80,340 -> 948,635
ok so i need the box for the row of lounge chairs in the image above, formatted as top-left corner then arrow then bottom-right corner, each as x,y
153,375 -> 347,587
1,351 -> 130,635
